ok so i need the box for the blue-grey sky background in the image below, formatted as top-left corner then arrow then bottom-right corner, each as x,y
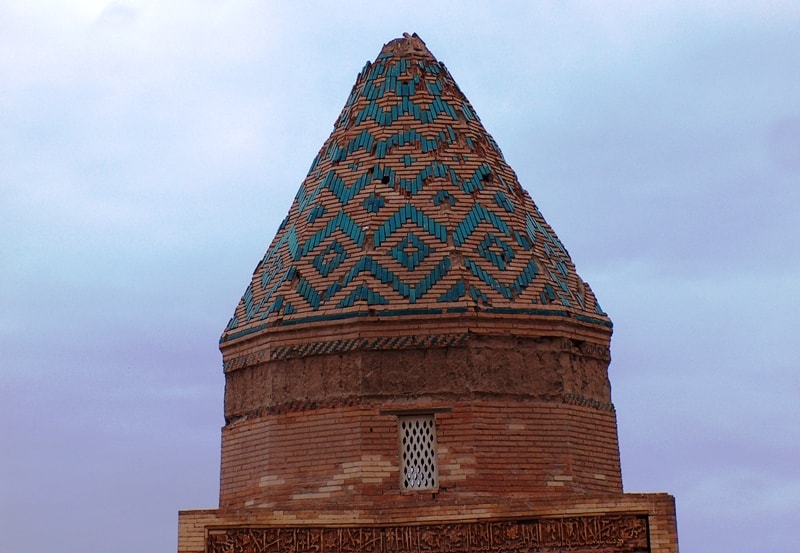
1,2 -> 798,552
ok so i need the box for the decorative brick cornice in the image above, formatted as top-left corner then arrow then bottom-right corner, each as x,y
272,332 -> 469,361
221,310 -> 612,367
562,393 -> 615,412
225,393 -> 614,424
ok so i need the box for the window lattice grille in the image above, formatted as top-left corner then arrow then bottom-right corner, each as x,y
399,415 -> 437,490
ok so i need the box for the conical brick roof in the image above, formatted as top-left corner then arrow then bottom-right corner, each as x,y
221,34 -> 610,352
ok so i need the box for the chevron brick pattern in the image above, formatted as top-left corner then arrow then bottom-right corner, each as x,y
271,332 -> 468,361
222,34 -> 609,344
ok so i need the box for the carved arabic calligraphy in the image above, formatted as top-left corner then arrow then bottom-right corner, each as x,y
206,515 -> 648,553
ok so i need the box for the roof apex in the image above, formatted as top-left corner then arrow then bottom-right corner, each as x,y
379,33 -> 432,58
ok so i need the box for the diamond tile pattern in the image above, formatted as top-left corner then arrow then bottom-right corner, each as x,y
222,34 -> 608,343
390,232 -> 434,270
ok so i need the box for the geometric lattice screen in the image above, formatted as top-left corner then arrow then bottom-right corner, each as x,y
399,415 -> 437,490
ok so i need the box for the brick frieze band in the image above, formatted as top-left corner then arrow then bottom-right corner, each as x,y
206,515 -> 649,553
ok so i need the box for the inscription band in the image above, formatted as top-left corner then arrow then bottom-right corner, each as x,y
207,515 -> 649,553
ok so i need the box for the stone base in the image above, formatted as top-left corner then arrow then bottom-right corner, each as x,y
179,493 -> 678,553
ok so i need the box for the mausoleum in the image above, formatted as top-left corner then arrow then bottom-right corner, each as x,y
178,33 -> 679,553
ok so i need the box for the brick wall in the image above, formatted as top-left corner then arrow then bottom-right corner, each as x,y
219,399 -> 622,510
223,333 -> 613,422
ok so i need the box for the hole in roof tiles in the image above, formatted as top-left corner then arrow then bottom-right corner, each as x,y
381,175 -> 391,184
481,171 -> 494,183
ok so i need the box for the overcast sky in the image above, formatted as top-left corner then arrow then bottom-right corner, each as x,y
1,2 -> 798,552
